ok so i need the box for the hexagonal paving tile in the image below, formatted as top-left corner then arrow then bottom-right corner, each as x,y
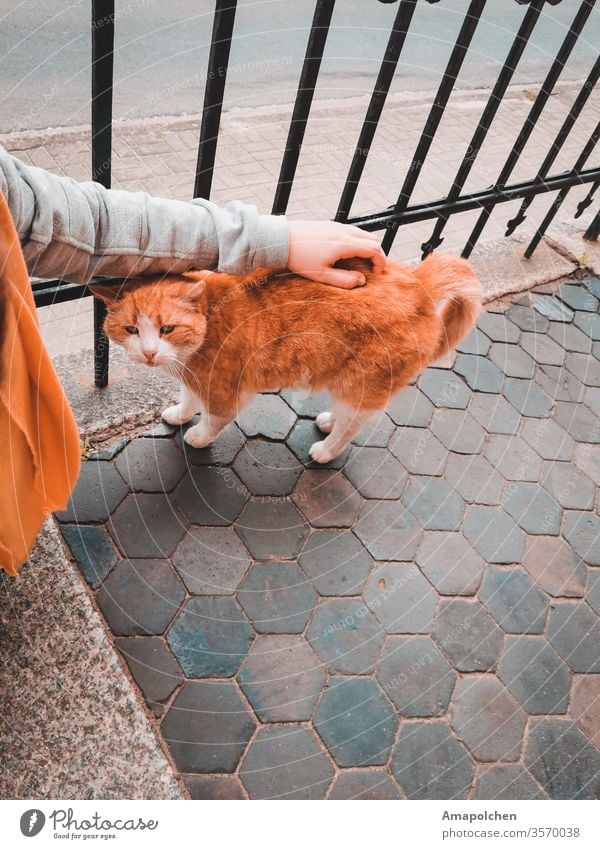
162,680 -> 256,773
488,342 -> 535,379
237,634 -> 325,722
354,500 -> 422,561
115,637 -> 183,717
364,563 -> 437,634
467,393 -> 520,435
416,531 -> 484,595
445,453 -> 504,505
553,401 -> 600,444
502,378 -> 553,418
503,481 -> 562,536
570,675 -> 600,746
285,419 -> 350,468
525,719 -> 600,799
386,384 -> 433,425
175,421 -> 245,466
391,721 -> 473,799
430,409 -> 485,454
562,512 -> 600,565
280,388 -> 330,418
484,435 -> 542,482
432,599 -> 504,671
174,467 -> 248,526
328,770 -> 401,800
306,599 -> 384,674
352,413 -> 396,447
479,566 -> 548,634
114,438 -> 186,492
298,529 -> 372,596
451,676 -> 527,762
233,440 -> 301,496
388,426 -> 448,475
537,365 -> 586,404
314,677 -> 398,767
573,310 -> 600,341
236,393 -> 297,439
506,304 -> 548,333
478,311 -> 521,342
376,635 -> 455,716
56,461 -> 128,523
403,475 -> 465,531
541,462 -> 596,510
239,725 -> 334,799
454,353 -> 504,393
521,332 -> 565,366
418,370 -> 472,409
498,635 -> 571,714
171,526 -> 251,594
564,352 -> 600,387
521,535 -> 586,598
184,775 -> 245,800
587,570 -> 600,615
343,446 -> 407,499
456,327 -> 492,355
557,284 -> 598,312
108,493 -> 187,558
167,596 -> 253,677
472,764 -> 547,800
548,321 -> 593,353
292,469 -> 362,527
237,562 -> 317,633
546,602 -> 600,672
96,559 -> 185,636
463,506 -> 525,564
521,417 -> 575,461
60,524 -> 118,589
573,443 -> 600,486
235,499 -> 309,560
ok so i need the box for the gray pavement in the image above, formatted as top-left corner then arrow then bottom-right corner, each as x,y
1,0 -> 599,133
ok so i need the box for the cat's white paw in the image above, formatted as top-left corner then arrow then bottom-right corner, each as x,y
316,412 -> 334,433
162,403 -> 194,426
309,440 -> 336,464
184,425 -> 213,449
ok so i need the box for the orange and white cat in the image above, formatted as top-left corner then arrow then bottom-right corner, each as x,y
91,254 -> 482,463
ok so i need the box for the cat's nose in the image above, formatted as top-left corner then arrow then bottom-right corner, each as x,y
142,348 -> 158,362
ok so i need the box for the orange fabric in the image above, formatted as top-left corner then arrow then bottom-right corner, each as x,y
0,192 -> 80,575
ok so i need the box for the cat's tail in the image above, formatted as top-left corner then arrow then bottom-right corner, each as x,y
416,253 -> 483,359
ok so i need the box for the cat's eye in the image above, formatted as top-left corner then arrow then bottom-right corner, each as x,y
160,325 -> 175,335
125,325 -> 138,335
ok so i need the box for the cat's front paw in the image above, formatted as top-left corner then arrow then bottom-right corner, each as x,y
162,403 -> 193,426
315,412 -> 334,433
183,424 -> 213,449
309,440 -> 336,464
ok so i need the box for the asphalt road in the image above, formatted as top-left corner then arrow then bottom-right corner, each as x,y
0,0 -> 598,134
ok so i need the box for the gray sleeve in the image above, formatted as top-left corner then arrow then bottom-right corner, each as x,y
0,145 -> 289,283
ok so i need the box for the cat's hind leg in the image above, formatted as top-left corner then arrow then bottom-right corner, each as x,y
184,408 -> 234,449
310,400 -> 375,463
162,383 -> 200,426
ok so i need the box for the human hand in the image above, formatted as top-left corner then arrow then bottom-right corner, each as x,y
287,220 -> 386,288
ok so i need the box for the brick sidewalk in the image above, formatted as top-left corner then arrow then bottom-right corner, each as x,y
56,276 -> 600,800
3,82 -> 598,358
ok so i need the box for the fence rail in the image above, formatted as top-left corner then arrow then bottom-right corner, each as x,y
32,0 -> 599,387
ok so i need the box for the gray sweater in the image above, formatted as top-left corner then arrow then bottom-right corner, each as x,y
0,144 -> 289,283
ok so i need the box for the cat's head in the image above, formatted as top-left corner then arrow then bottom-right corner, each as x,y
89,276 -> 207,368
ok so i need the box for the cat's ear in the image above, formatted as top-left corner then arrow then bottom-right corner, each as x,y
179,280 -> 206,307
88,284 -> 123,305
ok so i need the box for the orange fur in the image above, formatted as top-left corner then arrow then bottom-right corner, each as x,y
91,253 -> 482,458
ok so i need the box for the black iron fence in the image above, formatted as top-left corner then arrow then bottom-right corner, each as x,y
31,0 -> 600,387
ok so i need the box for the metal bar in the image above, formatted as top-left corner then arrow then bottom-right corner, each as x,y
381,0 -> 487,253
584,209 -> 600,240
421,0 -> 544,257
525,118 -> 600,257
335,0 -> 418,222
346,164 -> 600,231
271,0 -> 336,215
463,0 -> 596,257
32,283 -> 90,308
506,52 -> 600,235
91,0 -> 115,389
575,179 -> 599,217
194,0 -> 238,200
